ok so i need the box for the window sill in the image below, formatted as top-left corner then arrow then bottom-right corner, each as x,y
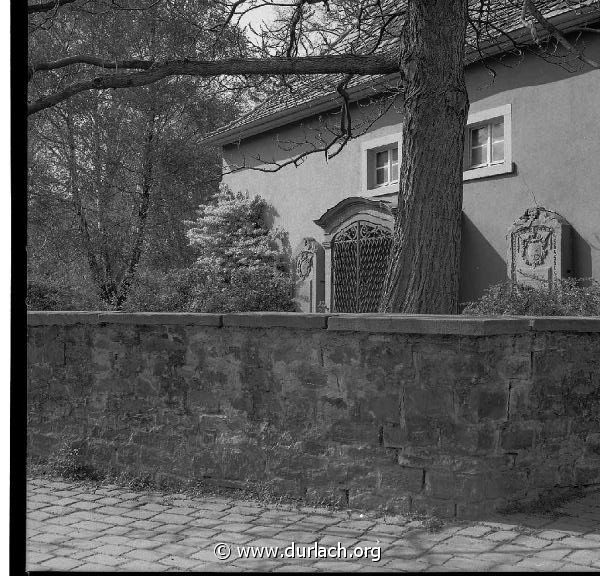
364,182 -> 399,197
463,161 -> 514,182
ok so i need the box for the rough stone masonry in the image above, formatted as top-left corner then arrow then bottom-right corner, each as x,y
26,312 -> 600,518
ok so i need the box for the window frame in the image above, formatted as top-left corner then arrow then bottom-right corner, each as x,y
463,104 -> 513,181
374,146 -> 399,187
361,132 -> 402,196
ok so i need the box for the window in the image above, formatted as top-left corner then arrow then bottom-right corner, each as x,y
361,133 -> 402,195
469,120 -> 504,169
463,104 -> 512,181
375,146 -> 399,186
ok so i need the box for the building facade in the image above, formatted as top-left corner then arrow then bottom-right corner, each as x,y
207,19 -> 600,312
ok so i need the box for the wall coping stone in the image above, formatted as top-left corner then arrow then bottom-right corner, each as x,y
27,311 -> 223,326
27,311 -> 600,334
527,316 -> 600,332
222,312 -> 328,329
327,314 -> 531,335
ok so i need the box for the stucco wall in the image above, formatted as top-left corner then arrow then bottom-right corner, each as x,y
27,312 -> 600,518
222,33 -> 600,304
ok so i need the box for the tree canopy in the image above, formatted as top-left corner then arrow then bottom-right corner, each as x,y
26,0 -> 600,313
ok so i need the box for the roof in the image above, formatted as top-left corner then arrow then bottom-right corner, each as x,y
205,1 -> 600,146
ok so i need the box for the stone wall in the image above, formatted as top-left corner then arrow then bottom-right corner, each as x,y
27,312 -> 600,518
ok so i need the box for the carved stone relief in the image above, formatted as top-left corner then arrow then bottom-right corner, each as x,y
507,207 -> 572,288
292,237 -> 325,312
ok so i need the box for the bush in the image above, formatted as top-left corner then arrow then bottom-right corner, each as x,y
125,264 -> 295,313
186,185 -> 289,274
47,441 -> 101,481
125,186 -> 296,313
462,278 -> 600,316
26,278 -> 106,311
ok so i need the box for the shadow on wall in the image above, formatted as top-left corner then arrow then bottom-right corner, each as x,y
573,228 -> 594,278
459,213 -> 507,306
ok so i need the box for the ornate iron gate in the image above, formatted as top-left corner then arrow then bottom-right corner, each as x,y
331,221 -> 393,312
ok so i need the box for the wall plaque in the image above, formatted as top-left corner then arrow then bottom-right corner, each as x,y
507,207 -> 572,288
292,237 -> 325,312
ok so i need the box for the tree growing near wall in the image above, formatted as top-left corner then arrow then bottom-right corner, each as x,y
27,1 -> 245,307
125,186 -> 295,312
26,0 -> 600,313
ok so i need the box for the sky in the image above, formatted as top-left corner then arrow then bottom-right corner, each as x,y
238,4 -> 277,39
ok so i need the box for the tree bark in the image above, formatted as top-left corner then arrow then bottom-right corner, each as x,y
379,0 -> 469,314
64,112 -> 109,302
27,55 -> 397,116
115,100 -> 156,307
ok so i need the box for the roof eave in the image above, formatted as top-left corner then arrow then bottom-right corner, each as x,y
204,7 -> 600,147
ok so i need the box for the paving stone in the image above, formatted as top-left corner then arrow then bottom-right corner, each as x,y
94,543 -> 133,556
245,525 -> 288,537
567,549 -> 600,566
39,556 -> 83,570
190,547 -> 232,563
429,535 -> 499,554
456,524 -> 493,537
205,522 -> 252,534
153,522 -> 191,534
122,508 -> 160,520
153,542 -> 198,557
76,492 -> 105,502
149,532 -> 184,543
556,563 -> 598,572
79,553 -> 128,566
117,559 -> 167,571
94,497 -> 123,506
158,555 -> 205,570
125,547 -> 169,562
29,532 -> 70,545
484,529 -> 520,541
26,551 -> 53,564
560,536 -> 600,550
70,519 -> 112,532
72,563 -> 117,571
104,525 -> 133,536
371,558 -> 426,571
231,559 -> 287,570
317,534 -> 360,548
28,510 -> 52,521
512,534 -> 553,549
538,530 -> 571,540
128,519 -> 163,530
95,513 -> 136,526
70,500 -> 103,510
213,531 -> 256,545
68,538 -> 106,550
535,542 -> 573,561
125,538 -> 165,550
139,502 -> 170,512
516,557 -> 566,571
25,478 -> 600,573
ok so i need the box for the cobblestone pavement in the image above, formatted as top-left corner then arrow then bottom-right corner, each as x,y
26,477 -> 600,572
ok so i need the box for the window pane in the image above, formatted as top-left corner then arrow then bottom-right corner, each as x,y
375,150 -> 388,168
492,121 -> 504,142
470,145 -> 486,167
391,162 -> 399,182
391,146 -> 398,162
376,166 -> 388,185
492,141 -> 504,163
471,127 -> 488,147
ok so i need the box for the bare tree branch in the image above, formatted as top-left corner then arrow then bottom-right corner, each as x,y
28,54 -> 398,116
522,0 -> 599,68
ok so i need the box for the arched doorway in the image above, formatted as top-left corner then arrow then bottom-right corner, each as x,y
331,221 -> 393,312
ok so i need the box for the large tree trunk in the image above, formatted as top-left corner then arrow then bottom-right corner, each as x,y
379,0 -> 469,314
